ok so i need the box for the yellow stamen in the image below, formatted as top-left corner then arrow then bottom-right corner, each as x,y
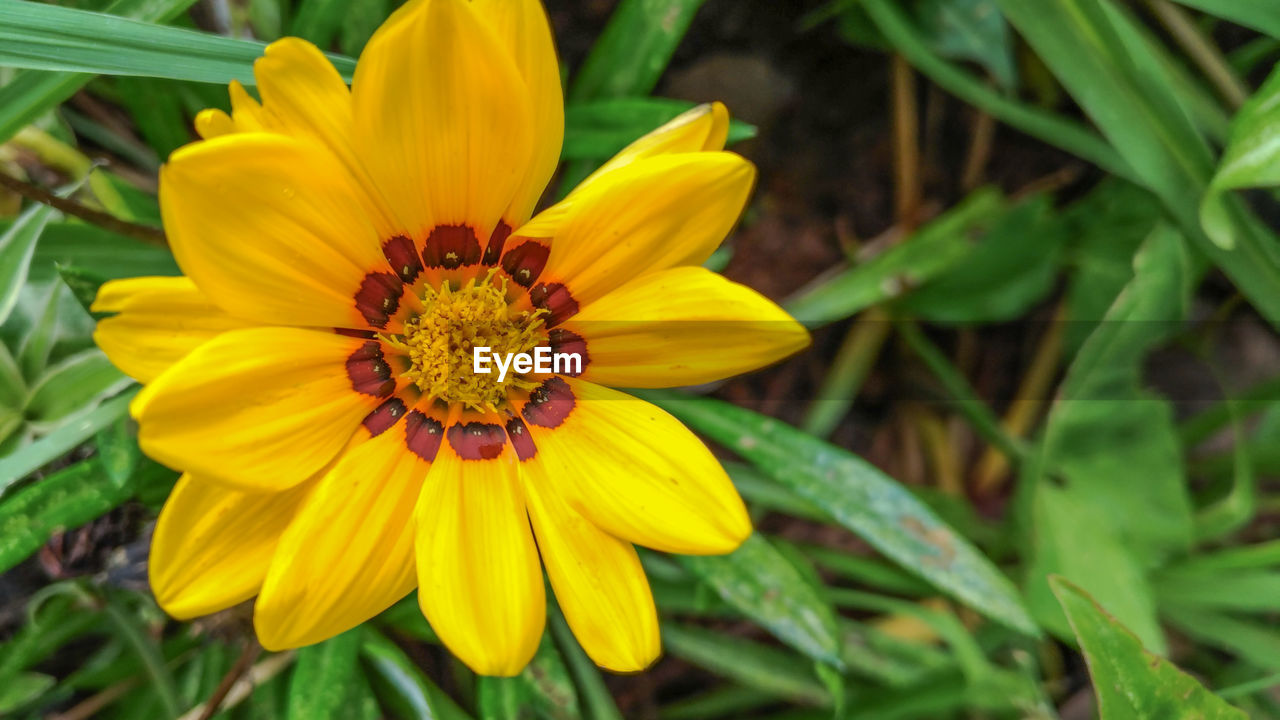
389,272 -> 545,411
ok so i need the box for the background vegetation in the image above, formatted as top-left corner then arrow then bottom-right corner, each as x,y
1,0 -> 1279,717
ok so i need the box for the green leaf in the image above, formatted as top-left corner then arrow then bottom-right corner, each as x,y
0,387 -> 137,495
0,0 -> 355,84
0,200 -> 55,328
24,349 -> 127,425
995,0 -> 1280,329
361,629 -> 472,720
784,188 -> 1003,326
288,0 -> 350,47
1203,64 -> 1280,250
0,671 -> 55,713
659,622 -> 830,706
29,223 -> 178,282
56,264 -> 111,318
643,391 -> 1038,637
477,677 -> 527,720
915,0 -> 1016,89
0,459 -> 135,574
1163,607 -> 1280,672
16,282 -> 63,382
518,633 -> 582,720
0,344 -> 26,412
0,0 -> 201,144
1023,225 -> 1194,654
548,607 -> 622,720
288,628 -> 366,720
1051,576 -> 1247,719
563,98 -> 755,160
680,532 -> 843,668
568,0 -> 708,102
338,0 -> 391,57
899,194 -> 1065,323
1170,0 -> 1280,38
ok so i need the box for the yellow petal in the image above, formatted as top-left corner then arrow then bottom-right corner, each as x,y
253,39 -> 351,157
516,102 -> 732,239
522,460 -> 660,672
132,327 -> 378,491
255,429 -> 428,649
520,379 -> 751,555
194,109 -> 236,140
150,473 -> 310,619
416,438 -> 543,676
529,153 -> 755,308
564,266 -> 810,388
160,133 -> 388,329
577,102 -> 729,194
352,0 -> 534,240
470,0 -> 563,226
228,81 -> 269,132
92,276 -> 254,383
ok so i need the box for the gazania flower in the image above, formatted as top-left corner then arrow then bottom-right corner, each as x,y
92,0 -> 809,675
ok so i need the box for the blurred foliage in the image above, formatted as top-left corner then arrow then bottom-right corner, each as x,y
1,0 -> 1279,717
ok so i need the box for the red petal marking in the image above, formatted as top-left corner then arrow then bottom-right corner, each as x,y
500,240 -> 550,288
548,328 -> 589,377
363,397 -> 407,435
334,328 -> 376,339
481,221 -> 513,266
404,410 -> 445,462
382,235 -> 422,284
521,377 -> 575,429
505,417 -> 536,461
422,224 -> 482,269
447,422 -> 508,460
528,282 -> 578,327
346,341 -> 395,397
354,272 -> 403,328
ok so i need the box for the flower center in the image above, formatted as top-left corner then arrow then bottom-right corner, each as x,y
392,272 -> 545,411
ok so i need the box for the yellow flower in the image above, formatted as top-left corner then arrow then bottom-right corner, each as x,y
92,0 -> 809,676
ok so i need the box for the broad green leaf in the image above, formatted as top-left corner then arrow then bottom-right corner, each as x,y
288,0 -> 350,47
1023,225 -> 1194,653
548,607 -> 622,720
339,0 -> 390,57
1163,607 -> 1280,672
0,0 -> 201,144
0,0 -> 355,84
644,391 -> 1038,636
0,344 -> 25,411
563,98 -> 755,160
660,623 -> 830,706
56,264 -> 110,318
114,76 -> 193,157
477,677 -> 525,720
28,223 -> 177,282
518,633 -> 582,720
995,0 -> 1280,329
680,532 -> 843,668
0,458 -> 135,574
1171,0 -> 1280,38
288,628 -> 366,720
1203,64 -> 1280,250
899,194 -> 1065,323
0,671 -> 54,713
0,387 -> 136,495
784,188 -> 1003,326
361,629 -> 471,720
24,348 -> 127,425
1051,577 -> 1247,719
0,200 -> 55,328
568,0 -> 707,102
16,282 -> 62,382
915,0 -> 1015,89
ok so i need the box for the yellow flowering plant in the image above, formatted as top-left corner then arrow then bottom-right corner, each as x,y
91,0 -> 808,676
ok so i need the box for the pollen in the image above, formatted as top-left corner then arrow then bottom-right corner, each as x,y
390,271 -> 546,411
